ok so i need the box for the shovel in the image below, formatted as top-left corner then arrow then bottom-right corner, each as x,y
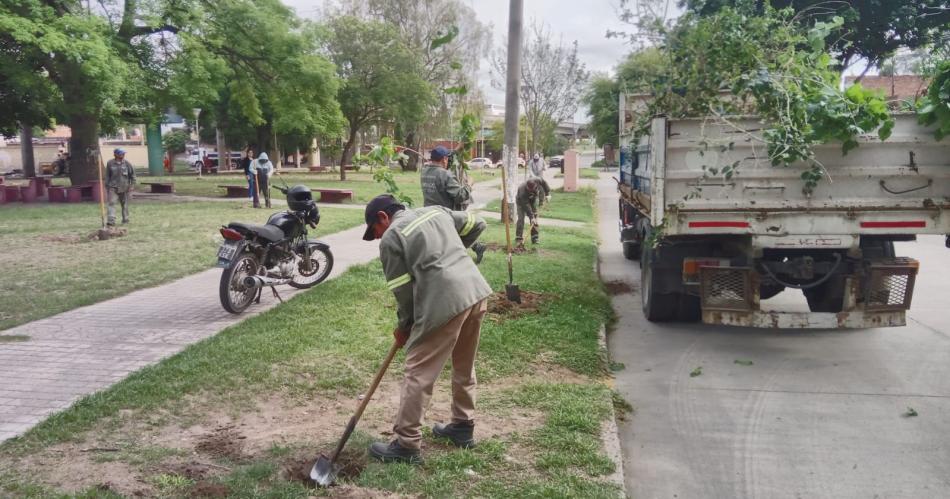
499,167 -> 521,303
311,341 -> 401,487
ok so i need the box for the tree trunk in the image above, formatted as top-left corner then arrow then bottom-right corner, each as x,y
68,112 -> 101,185
216,127 -> 228,171
20,124 -> 36,177
340,126 -> 359,181
401,130 -> 420,171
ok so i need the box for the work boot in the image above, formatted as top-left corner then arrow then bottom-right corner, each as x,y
369,440 -> 423,464
472,242 -> 487,265
432,421 -> 475,449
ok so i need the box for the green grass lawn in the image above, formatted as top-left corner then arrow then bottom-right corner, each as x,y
0,198 -> 620,498
136,170 -> 424,204
0,201 -> 365,331
484,187 -> 596,223
554,168 -> 601,180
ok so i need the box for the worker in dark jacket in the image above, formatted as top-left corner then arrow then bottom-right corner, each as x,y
362,194 -> 492,464
421,145 -> 486,263
105,148 -> 135,225
421,146 -> 471,209
515,177 -> 546,248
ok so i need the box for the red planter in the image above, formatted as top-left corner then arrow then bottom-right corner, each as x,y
48,186 -> 67,203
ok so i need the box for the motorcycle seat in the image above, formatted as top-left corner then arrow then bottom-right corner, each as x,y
228,222 -> 285,242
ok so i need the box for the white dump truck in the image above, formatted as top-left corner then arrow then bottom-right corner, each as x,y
617,105 -> 950,328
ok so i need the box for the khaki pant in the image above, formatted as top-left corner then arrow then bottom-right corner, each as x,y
107,189 -> 130,224
394,299 -> 488,449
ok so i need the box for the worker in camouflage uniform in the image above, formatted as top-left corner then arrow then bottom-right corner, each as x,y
515,177 -> 547,248
420,145 -> 486,263
362,194 -> 492,464
105,148 -> 136,225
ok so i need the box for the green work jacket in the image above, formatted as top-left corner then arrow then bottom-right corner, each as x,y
421,164 -> 471,210
379,206 -> 491,350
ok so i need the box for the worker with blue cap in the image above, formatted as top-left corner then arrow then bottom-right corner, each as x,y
420,145 -> 486,263
105,147 -> 136,225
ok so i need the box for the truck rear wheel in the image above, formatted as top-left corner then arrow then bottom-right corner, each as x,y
641,243 -> 678,321
623,241 -> 640,261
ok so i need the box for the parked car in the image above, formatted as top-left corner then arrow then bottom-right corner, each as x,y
187,149 -> 242,172
494,158 -> 526,169
549,155 -> 565,170
467,157 -> 492,169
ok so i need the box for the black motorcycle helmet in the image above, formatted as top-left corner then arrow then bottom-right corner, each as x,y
286,185 -> 320,225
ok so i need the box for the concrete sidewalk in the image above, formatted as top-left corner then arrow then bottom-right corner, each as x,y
0,171 -> 566,442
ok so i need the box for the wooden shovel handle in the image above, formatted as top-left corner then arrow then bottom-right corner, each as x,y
329,341 -> 401,462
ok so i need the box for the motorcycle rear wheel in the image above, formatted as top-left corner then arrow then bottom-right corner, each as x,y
289,244 -> 334,289
220,252 -> 259,314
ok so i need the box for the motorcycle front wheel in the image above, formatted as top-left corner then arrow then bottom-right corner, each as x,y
220,252 -> 260,314
289,244 -> 334,289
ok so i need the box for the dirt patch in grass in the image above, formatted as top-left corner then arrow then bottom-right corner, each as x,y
487,290 -> 546,320
281,448 -> 365,486
603,280 -> 635,296
163,461 -> 226,481
186,481 -> 230,498
195,424 -> 246,461
0,367 -> 568,498
482,242 -> 533,254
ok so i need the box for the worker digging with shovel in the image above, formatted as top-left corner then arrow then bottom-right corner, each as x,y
363,194 -> 492,463
311,194 -> 492,485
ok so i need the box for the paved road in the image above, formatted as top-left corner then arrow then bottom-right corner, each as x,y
596,175 -> 950,499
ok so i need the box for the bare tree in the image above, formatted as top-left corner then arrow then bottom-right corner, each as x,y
492,21 -> 589,156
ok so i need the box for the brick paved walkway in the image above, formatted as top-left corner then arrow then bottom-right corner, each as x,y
0,172 -> 570,442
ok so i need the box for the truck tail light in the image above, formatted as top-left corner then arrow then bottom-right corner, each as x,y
683,258 -> 730,284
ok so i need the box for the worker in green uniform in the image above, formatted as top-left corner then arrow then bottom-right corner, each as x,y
362,194 -> 492,464
420,145 -> 486,263
515,177 -> 546,249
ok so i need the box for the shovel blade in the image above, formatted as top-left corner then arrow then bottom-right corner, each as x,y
310,454 -> 337,487
505,284 -> 521,303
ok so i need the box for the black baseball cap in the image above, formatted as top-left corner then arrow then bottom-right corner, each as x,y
363,194 -> 404,241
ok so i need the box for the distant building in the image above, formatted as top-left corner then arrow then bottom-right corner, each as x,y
844,75 -> 930,104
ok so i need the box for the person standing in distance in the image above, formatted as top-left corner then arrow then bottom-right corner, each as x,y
105,148 -> 135,226
362,194 -> 492,464
420,145 -> 486,263
254,152 -> 274,208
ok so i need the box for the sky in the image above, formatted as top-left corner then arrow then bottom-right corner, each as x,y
285,0 -> 635,121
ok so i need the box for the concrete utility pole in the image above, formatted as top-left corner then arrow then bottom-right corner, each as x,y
502,0 -> 523,220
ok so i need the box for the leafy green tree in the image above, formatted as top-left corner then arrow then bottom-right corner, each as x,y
162,129 -> 190,154
583,76 -> 620,148
681,0 -> 950,73
337,0 -> 491,169
584,48 -> 666,148
187,0 -> 343,164
324,15 -> 432,180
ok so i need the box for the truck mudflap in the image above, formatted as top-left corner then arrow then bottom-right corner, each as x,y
698,258 -> 919,329
702,309 -> 906,329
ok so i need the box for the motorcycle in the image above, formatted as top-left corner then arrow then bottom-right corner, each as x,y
216,184 -> 334,313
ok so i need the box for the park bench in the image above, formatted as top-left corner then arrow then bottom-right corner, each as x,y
220,185 -> 250,198
141,182 -> 175,194
48,186 -> 67,202
311,188 -> 354,203
308,165 -> 329,172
